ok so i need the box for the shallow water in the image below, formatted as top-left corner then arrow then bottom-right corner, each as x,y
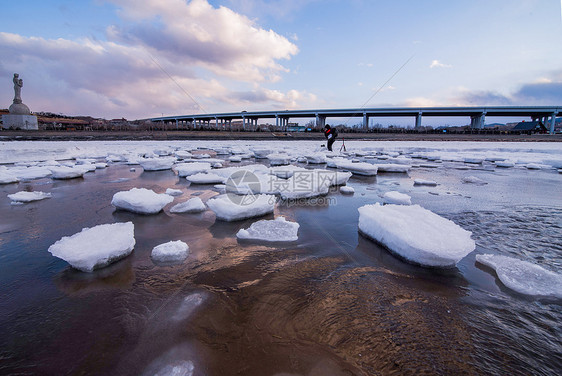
0,143 -> 561,375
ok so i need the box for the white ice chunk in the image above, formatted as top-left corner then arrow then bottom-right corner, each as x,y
207,194 -> 275,221
237,217 -> 299,242
306,153 -> 327,164
375,163 -> 411,173
166,188 -> 183,196
13,166 -> 52,180
229,156 -> 242,162
358,203 -> 475,268
252,148 -> 273,159
476,254 -> 562,298
111,188 -> 174,214
383,191 -> 412,205
174,162 -> 212,177
462,176 -> 488,185
8,191 -> 52,203
186,172 -> 226,184
525,163 -> 543,170
267,153 -> 291,166
464,157 -> 484,164
139,157 -> 176,171
336,161 -> 378,176
269,165 -> 308,179
48,222 -> 135,272
340,186 -> 355,194
95,162 -> 108,169
0,171 -> 19,184
495,160 -> 515,168
170,197 -> 206,213
175,150 -> 193,159
151,240 -> 189,263
414,179 -> 437,186
49,166 -> 86,179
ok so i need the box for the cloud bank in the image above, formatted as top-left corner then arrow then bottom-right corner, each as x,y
0,0 -> 313,119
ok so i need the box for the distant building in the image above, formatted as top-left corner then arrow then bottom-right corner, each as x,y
512,121 -> 548,134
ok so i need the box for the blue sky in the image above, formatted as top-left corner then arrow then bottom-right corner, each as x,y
1,0 -> 561,125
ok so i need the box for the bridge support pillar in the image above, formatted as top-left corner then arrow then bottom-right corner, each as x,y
363,113 -> 369,129
550,112 -> 558,134
470,113 -> 486,129
415,112 -> 422,129
316,113 -> 325,128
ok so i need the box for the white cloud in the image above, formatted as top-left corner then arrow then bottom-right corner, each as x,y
0,0 -> 308,119
429,60 -> 452,69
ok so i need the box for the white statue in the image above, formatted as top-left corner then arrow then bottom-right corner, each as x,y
13,73 -> 23,104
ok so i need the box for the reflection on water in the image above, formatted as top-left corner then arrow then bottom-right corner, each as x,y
0,159 -> 561,375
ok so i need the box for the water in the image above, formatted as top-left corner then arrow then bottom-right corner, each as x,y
0,141 -> 561,375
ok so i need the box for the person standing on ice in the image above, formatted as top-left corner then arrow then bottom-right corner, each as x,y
324,124 -> 338,151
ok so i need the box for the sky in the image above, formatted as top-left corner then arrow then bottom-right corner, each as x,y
1,0 -> 561,126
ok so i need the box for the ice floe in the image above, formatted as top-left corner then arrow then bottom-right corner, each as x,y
336,161 -> 378,176
111,188 -> 174,214
0,171 -> 19,184
186,172 -> 226,184
267,153 -> 291,166
207,194 -> 275,221
139,157 -> 176,171
236,216 -> 299,242
383,191 -> 412,205
165,188 -> 183,196
170,197 -> 206,213
476,254 -> 562,299
151,240 -> 189,263
340,186 -> 355,194
462,176 -> 488,185
8,191 -> 52,203
173,162 -> 212,177
358,203 -> 475,268
48,222 -> 135,272
375,163 -> 411,173
49,166 -> 86,179
413,178 -> 437,186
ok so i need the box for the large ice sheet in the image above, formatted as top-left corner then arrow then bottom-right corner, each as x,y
151,240 -> 189,263
358,203 -> 475,268
476,254 -> 562,298
8,191 -> 52,203
48,222 -> 136,272
237,216 -> 299,242
207,194 -> 275,221
112,188 -> 174,214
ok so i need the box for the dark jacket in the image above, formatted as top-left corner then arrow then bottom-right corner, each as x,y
324,127 -> 337,140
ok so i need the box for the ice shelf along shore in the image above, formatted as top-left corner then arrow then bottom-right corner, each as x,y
358,203 -> 475,268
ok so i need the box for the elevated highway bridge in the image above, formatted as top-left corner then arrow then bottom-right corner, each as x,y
150,106 -> 560,133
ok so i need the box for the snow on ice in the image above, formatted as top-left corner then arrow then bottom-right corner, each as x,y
112,188 -> 174,214
173,162 -> 212,177
48,222 -> 135,272
49,166 -> 86,179
358,203 -> 475,268
236,216 -> 299,242
151,240 -> 189,263
207,194 -> 275,221
336,161 -> 378,176
186,172 -> 226,184
139,157 -> 176,171
476,254 -> 562,299
166,188 -> 183,196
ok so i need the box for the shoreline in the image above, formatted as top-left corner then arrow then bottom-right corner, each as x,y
1,130 -> 561,142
